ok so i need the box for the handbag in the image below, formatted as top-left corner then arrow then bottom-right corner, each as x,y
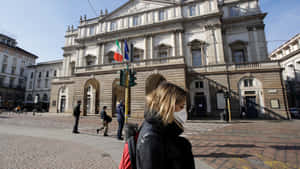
105,115 -> 112,123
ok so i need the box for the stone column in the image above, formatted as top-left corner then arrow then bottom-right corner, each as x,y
144,36 -> 147,60
150,36 -> 153,59
173,32 -> 177,57
101,44 -> 105,64
211,29 -> 219,64
179,31 -> 183,56
97,44 -> 101,64
78,49 -> 85,67
215,26 -> 225,64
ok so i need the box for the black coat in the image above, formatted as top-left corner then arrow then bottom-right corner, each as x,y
136,112 -> 195,169
73,105 -> 80,117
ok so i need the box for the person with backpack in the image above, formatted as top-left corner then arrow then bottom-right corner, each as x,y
96,106 -> 111,136
116,100 -> 125,140
135,82 -> 195,169
72,101 -> 81,134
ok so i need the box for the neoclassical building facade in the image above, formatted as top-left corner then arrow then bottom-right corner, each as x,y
50,0 -> 289,119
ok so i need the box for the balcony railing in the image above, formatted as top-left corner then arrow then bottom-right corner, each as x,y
75,56 -> 185,74
190,61 -> 281,73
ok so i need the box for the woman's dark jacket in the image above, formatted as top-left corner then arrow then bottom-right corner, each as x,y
136,111 -> 195,169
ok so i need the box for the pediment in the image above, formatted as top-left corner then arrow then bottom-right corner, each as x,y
104,0 -> 174,20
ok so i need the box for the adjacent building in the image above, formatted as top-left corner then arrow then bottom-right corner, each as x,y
269,33 -> 300,109
0,34 -> 38,109
49,0 -> 290,119
24,60 -> 63,111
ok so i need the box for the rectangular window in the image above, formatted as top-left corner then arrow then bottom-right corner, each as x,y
0,76 -> 4,86
11,67 -> 16,75
192,49 -> 202,66
195,81 -> 204,89
244,79 -> 253,87
133,16 -> 140,26
31,72 -> 34,79
2,64 -> 7,73
29,81 -> 33,89
46,71 -> 49,77
89,26 -> 95,36
233,50 -> 246,63
159,10 -> 165,21
189,5 -> 196,16
45,79 -> 48,88
37,80 -> 41,88
9,78 -> 14,88
230,6 -> 240,17
20,68 -> 24,77
39,72 -> 42,78
110,21 -> 116,31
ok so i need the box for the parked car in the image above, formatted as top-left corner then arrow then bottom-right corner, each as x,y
290,108 -> 300,119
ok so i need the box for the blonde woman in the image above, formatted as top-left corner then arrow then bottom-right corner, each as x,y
136,82 -> 195,169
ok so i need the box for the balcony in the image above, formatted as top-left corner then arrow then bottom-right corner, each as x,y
0,82 -> 25,90
190,61 -> 281,73
75,56 -> 185,74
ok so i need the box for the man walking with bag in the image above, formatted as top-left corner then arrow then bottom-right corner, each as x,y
72,101 -> 81,134
96,106 -> 111,136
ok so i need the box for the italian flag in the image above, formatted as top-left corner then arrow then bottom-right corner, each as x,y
114,40 -> 123,62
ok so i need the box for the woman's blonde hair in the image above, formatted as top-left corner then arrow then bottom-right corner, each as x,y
146,82 -> 187,125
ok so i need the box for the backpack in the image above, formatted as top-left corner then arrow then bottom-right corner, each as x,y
119,123 -> 142,169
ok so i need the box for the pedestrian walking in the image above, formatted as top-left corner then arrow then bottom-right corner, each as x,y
96,106 -> 111,136
136,82 -> 195,169
72,101 -> 81,134
116,100 -> 125,140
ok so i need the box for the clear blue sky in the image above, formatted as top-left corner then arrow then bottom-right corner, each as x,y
0,0 -> 299,62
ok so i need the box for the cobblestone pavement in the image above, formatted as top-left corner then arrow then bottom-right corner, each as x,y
0,134 -> 115,169
184,120 -> 300,169
1,112 -> 300,169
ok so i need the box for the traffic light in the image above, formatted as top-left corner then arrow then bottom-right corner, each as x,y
120,69 -> 126,87
129,69 -> 137,87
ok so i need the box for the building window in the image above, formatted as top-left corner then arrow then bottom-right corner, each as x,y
11,66 -> 16,75
27,94 -> 33,101
53,70 -> 57,77
195,81 -> 204,89
20,68 -> 24,77
37,80 -> 41,88
89,26 -> 95,36
229,6 -> 240,17
30,72 -> 34,79
189,5 -> 196,16
233,50 -> 246,63
43,94 -> 48,102
133,16 -> 140,26
110,21 -> 117,31
29,81 -> 33,89
2,64 -> 7,73
192,49 -> 202,66
46,71 -> 49,77
0,76 -> 4,87
230,40 -> 248,64
244,79 -> 253,87
159,10 -> 165,21
45,79 -> 48,88
18,79 -> 24,88
39,72 -> 42,78
9,78 -> 15,88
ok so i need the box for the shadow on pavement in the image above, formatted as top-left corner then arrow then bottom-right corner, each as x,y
194,153 -> 252,158
217,144 -> 262,148
270,145 -> 300,150
0,116 -> 11,119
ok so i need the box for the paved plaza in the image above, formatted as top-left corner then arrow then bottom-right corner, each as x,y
0,112 -> 299,169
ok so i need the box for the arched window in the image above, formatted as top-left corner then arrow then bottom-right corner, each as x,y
53,70 -> 57,77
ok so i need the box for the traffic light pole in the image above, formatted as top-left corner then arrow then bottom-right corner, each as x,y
125,63 -> 129,125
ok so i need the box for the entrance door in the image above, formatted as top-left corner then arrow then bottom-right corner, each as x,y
193,93 -> 207,118
86,95 -> 91,114
245,96 -> 258,118
60,96 -> 66,113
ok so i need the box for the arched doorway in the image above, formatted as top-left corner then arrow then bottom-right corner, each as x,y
83,79 -> 100,115
112,79 -> 125,117
238,77 -> 265,118
58,87 -> 67,113
145,74 -> 166,95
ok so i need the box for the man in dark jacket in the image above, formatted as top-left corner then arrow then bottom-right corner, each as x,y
96,106 -> 109,136
72,101 -> 81,134
116,100 -> 125,140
